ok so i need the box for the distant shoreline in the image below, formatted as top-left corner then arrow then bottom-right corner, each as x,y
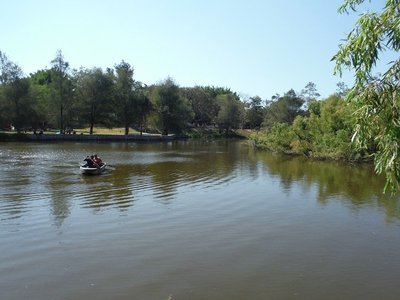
0,132 -> 185,142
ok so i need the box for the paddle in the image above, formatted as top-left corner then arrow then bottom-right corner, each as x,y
106,164 -> 116,170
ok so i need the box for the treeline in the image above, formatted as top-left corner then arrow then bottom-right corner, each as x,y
1,49 -> 362,160
0,50 -> 248,136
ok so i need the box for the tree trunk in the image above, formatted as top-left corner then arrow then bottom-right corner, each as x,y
60,104 -> 64,134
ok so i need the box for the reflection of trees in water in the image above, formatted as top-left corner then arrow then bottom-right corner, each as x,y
47,169 -> 135,222
80,170 -> 134,212
0,148 -> 42,221
0,178 -> 31,221
50,196 -> 71,228
124,141 -> 243,203
146,162 -> 182,203
46,171 -> 72,227
255,151 -> 400,220
4,140 -> 399,225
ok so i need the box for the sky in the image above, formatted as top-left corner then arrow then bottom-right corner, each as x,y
0,0 -> 389,100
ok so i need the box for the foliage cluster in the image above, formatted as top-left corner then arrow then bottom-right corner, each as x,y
251,95 -> 362,161
333,0 -> 400,191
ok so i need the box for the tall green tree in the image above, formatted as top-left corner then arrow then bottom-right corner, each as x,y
50,50 -> 74,133
244,95 -> 264,129
133,84 -> 152,135
29,69 -> 54,130
333,0 -> 400,192
113,61 -> 136,135
75,68 -> 114,134
263,89 -> 305,128
3,77 -> 33,132
1,51 -> 22,85
182,86 -> 219,127
215,93 -> 244,135
0,51 -> 36,132
151,77 -> 193,135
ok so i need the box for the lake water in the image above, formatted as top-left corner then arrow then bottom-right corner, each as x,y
1,140 -> 400,300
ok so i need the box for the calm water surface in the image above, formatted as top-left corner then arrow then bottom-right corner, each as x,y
1,140 -> 400,300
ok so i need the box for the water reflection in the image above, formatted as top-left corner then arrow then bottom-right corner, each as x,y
45,168 -> 74,226
249,149 -> 400,221
0,141 -> 399,224
3,141 -> 400,300
80,170 -> 135,211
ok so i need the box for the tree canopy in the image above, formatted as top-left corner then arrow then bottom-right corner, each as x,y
150,77 -> 193,135
263,89 -> 305,128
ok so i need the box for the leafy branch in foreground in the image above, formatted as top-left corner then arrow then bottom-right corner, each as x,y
333,0 -> 400,192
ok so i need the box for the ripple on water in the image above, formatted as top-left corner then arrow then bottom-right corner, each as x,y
78,184 -> 135,210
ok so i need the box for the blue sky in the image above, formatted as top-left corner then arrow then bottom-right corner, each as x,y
1,0 -> 388,100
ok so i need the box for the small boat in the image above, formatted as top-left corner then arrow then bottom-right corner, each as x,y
80,163 -> 107,175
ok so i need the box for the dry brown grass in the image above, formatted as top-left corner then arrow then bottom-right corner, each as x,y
73,127 -> 141,135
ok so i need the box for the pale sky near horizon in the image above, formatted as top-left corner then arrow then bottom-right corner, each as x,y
1,0 -> 389,100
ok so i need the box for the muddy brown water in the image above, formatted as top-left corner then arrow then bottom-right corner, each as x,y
1,140 -> 400,300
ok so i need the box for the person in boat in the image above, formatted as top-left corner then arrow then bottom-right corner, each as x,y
93,154 -> 103,166
90,155 -> 100,168
83,156 -> 100,168
84,156 -> 94,168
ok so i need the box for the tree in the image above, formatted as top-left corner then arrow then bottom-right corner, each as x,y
0,51 -> 36,132
3,77 -> 33,132
113,61 -> 136,135
336,81 -> 349,98
201,86 -> 238,99
333,0 -> 400,192
151,77 -> 193,135
29,69 -> 54,130
263,89 -> 305,128
244,95 -> 264,129
75,68 -> 114,134
50,50 -> 74,133
1,51 -> 22,85
133,83 -> 152,135
182,86 -> 219,127
215,93 -> 244,135
0,51 -> 17,126
301,82 -> 320,102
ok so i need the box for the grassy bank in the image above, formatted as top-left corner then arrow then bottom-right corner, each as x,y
0,127 -> 251,142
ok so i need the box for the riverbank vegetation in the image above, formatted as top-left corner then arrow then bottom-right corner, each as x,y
0,49 -> 361,152
0,49 -> 367,157
250,93 -> 362,161
0,49 -> 350,142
